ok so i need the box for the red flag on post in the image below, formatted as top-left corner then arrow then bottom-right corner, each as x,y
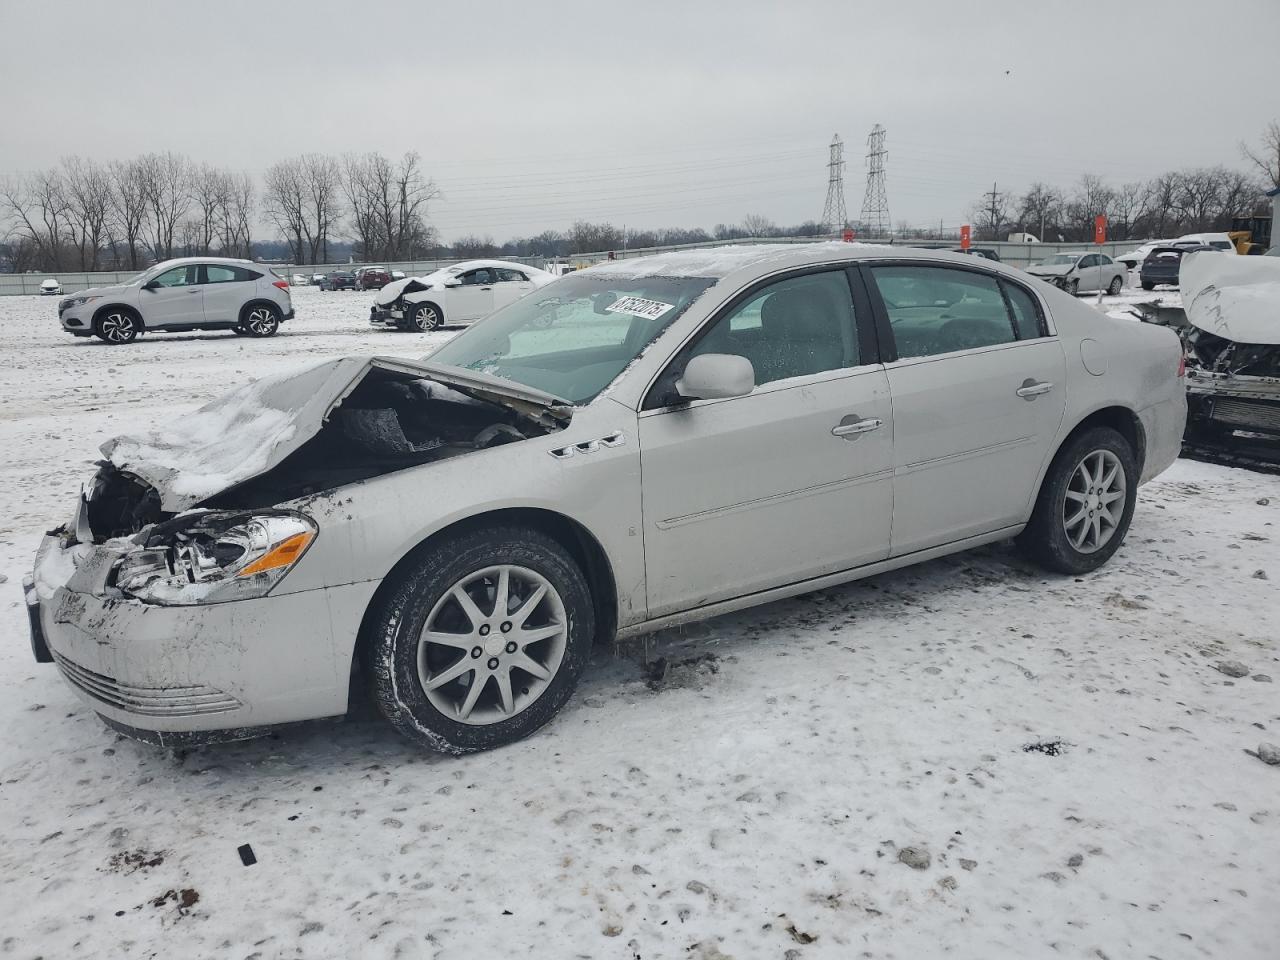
959,225 -> 971,250
1094,215 -> 1106,245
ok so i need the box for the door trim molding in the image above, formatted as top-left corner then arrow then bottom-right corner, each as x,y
656,468 -> 893,530
897,435 -> 1034,476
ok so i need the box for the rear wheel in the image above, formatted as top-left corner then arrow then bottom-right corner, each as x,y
1017,426 -> 1137,574
94,309 -> 139,344
1107,275 -> 1123,295
364,526 -> 595,753
240,303 -> 280,337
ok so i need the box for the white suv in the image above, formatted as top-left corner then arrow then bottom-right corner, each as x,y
57,257 -> 294,344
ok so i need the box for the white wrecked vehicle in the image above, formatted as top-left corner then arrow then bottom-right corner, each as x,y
25,245 -> 1185,754
369,259 -> 556,332
1178,252 -> 1280,444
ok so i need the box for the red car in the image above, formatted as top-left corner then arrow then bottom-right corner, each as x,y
356,267 -> 392,290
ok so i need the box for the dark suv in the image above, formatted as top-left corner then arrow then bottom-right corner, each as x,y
1139,245 -> 1218,290
356,267 -> 392,290
320,271 -> 358,291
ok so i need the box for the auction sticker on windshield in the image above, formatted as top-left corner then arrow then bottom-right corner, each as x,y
605,296 -> 674,321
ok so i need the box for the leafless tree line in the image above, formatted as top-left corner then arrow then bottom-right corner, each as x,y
1,153 -> 255,273
262,151 -> 440,265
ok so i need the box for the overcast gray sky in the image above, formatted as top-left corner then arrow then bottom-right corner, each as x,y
3,0 -> 1278,241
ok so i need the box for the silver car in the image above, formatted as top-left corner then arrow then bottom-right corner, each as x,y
26,244 -> 1186,753
57,257 -> 294,344
1026,252 -> 1127,296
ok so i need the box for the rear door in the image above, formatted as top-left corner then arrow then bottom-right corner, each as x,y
637,266 -> 894,618
139,264 -> 204,327
866,262 -> 1066,555
448,268 -> 497,322
201,264 -> 258,323
494,267 -> 535,308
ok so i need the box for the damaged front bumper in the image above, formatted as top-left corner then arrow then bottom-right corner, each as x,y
26,531 -> 378,745
369,304 -> 404,327
1186,371 -> 1280,438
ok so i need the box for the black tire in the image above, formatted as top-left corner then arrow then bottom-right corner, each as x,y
1068,278 -> 1080,296
1016,426 -> 1138,575
364,525 -> 595,754
410,302 -> 442,332
1107,275 -> 1123,295
1140,281 -> 1155,291
94,308 -> 140,344
240,303 -> 280,337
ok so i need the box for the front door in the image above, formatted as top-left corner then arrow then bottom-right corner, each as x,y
140,264 -> 203,326
449,267 -> 497,322
638,268 -> 894,619
865,262 -> 1067,555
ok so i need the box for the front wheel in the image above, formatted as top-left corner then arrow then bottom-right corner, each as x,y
410,302 -> 442,332
1017,426 -> 1138,574
94,309 -> 139,344
241,304 -> 280,337
364,526 -> 595,753
1141,281 -> 1155,291
1068,278 -> 1080,296
1108,275 -> 1123,295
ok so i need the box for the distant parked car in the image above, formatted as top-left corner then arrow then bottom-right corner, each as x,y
56,257 -> 293,344
370,260 -> 556,331
310,273 -> 327,285
40,278 -> 62,296
1026,252 -> 1126,295
952,248 -> 1001,262
291,273 -> 309,286
320,271 -> 358,291
1114,241 -> 1173,270
1174,232 -> 1237,253
390,270 -> 406,281
356,267 -> 392,290
1139,244 -> 1220,290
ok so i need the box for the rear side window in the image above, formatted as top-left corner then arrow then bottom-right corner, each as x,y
204,265 -> 257,283
1001,281 -> 1045,339
870,265 -> 1016,359
496,268 -> 527,282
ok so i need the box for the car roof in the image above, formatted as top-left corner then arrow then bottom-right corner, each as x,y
445,259 -> 539,272
586,242 -> 1014,280
152,256 -> 259,268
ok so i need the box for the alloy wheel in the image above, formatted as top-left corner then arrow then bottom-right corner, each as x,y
417,564 -> 568,724
99,312 -> 136,343
1062,449 -> 1126,554
414,305 -> 440,331
245,306 -> 278,335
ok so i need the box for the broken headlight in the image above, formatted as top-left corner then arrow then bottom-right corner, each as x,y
114,512 -> 317,606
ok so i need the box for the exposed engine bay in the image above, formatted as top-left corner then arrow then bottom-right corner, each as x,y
81,363 -> 567,543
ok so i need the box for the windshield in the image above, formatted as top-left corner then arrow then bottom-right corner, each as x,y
427,273 -> 717,404
1041,255 -> 1081,266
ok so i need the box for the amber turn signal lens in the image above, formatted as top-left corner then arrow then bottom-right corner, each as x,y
238,531 -> 315,577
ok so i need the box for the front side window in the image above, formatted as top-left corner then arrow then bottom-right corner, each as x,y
428,273 -> 715,404
870,265 -> 1017,359
684,270 -> 860,388
461,269 -> 494,286
152,266 -> 197,287
1078,254 -> 1097,268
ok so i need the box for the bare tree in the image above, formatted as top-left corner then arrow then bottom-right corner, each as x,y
452,235 -> 497,257
1241,120 -> 1280,190
61,157 -> 114,270
1174,167 -> 1225,232
263,158 -> 307,263
741,213 -> 776,237
299,153 -> 342,263
1109,182 -> 1146,241
1017,183 -> 1061,240
218,171 -> 254,258
108,158 -> 149,269
139,152 -> 190,261
341,151 -> 438,260
188,164 -> 229,256
0,170 -> 69,270
970,183 -> 1011,240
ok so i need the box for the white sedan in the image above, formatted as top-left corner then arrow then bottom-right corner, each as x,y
1026,252 -> 1127,295
370,260 -> 556,331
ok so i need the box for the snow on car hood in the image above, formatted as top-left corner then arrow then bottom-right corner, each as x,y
1026,264 -> 1073,277
101,356 -> 571,512
1181,252 -> 1280,346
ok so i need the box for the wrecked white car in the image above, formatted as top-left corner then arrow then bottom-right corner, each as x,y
1178,253 -> 1280,445
369,259 -> 556,332
26,245 -> 1186,754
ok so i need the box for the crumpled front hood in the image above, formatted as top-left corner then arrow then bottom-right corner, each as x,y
1181,252 -> 1280,346
1027,265 -> 1072,277
101,356 -> 571,513
375,272 -> 449,306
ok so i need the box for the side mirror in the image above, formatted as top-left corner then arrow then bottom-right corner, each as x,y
443,277 -> 462,288
142,280 -> 159,291
675,354 -> 755,402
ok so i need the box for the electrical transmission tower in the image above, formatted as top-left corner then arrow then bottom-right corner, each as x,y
819,134 -> 846,235
859,123 -> 891,237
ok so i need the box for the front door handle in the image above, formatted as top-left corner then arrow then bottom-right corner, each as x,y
1016,379 -> 1054,400
831,415 -> 883,439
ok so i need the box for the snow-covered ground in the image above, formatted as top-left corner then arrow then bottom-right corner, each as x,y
1,285 -> 1278,959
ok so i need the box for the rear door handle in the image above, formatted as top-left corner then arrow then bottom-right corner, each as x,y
832,415 -> 883,439
1016,379 -> 1054,400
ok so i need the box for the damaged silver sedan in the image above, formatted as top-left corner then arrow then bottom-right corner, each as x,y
26,245 -> 1187,753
